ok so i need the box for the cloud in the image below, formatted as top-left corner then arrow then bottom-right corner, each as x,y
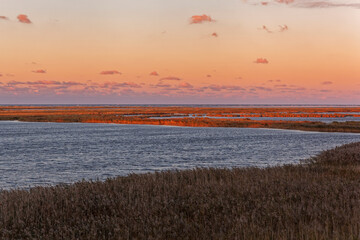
190,15 -> 215,24
254,58 -> 269,64
100,70 -> 121,75
0,74 -> 2,77
253,86 -> 273,91
32,69 -> 46,74
0,16 -> 8,20
294,1 -> 360,9
150,71 -> 159,76
279,25 -> 288,32
246,0 -> 360,9
261,25 -> 273,33
207,74 -> 212,78
211,32 -> 218,37
17,14 -> 32,24
275,0 -> 294,4
178,82 -> 193,89
99,81 -> 141,89
159,76 -> 181,81
322,81 -> 333,85
153,83 -> 172,88
31,80 -> 60,85
260,25 -> 288,33
268,79 -> 281,83
205,84 -> 245,91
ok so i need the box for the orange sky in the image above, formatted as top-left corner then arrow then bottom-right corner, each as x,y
0,0 -> 359,104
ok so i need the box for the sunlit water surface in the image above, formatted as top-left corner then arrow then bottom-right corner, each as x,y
0,121 -> 359,189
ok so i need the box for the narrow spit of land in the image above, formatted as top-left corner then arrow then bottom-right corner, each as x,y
0,106 -> 360,133
1,142 -> 360,239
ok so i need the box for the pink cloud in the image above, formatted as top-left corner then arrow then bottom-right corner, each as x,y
261,2 -> 269,5
150,71 -> 159,76
159,76 -> 181,81
206,84 -> 245,91
0,16 -> 8,20
0,74 -> 2,77
154,83 -> 172,88
32,69 -> 46,74
178,82 -> 193,89
254,58 -> 269,64
261,25 -> 272,33
211,32 -> 218,37
99,81 -> 141,89
17,14 -> 32,24
30,80 -> 60,85
295,1 -> 360,9
279,25 -> 288,32
207,75 -> 212,78
275,0 -> 294,4
322,81 -> 333,85
190,15 -> 215,24
100,70 -> 121,75
268,79 -> 281,83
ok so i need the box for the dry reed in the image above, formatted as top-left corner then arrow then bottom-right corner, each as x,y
1,142 -> 360,239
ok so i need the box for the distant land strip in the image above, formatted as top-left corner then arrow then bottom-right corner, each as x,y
0,106 -> 360,133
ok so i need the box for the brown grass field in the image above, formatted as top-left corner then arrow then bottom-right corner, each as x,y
1,142 -> 360,239
0,105 -> 360,133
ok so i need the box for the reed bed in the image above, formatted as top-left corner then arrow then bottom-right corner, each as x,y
1,142 -> 360,239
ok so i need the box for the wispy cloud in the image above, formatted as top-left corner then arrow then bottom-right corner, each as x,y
0,16 -> 8,20
150,71 -> 159,76
275,0 -> 294,4
261,25 -> 273,33
159,76 -> 182,81
322,81 -> 333,85
190,15 -> 215,24
32,69 -> 46,74
254,58 -> 269,64
279,25 -> 288,32
100,70 -> 121,75
178,82 -> 193,89
294,1 -> 360,9
17,14 -> 32,24
260,25 -> 288,33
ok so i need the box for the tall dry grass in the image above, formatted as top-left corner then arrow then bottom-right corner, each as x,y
1,142 -> 360,239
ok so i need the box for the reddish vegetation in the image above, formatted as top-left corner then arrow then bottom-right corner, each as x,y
0,106 -> 359,132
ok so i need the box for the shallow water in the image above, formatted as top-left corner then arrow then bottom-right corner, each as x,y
0,121 -> 359,189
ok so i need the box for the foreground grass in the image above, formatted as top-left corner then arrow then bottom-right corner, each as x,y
1,143 -> 360,239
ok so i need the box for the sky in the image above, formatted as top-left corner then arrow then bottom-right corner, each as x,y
0,0 -> 359,104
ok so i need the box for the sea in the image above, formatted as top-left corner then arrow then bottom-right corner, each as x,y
0,121 -> 359,189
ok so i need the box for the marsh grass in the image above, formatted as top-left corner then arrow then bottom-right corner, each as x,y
1,142 -> 360,239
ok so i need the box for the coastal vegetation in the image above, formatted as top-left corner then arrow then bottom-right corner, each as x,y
0,106 -> 360,133
1,142 -> 360,239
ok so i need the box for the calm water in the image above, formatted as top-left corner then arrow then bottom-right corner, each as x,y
0,121 -> 359,189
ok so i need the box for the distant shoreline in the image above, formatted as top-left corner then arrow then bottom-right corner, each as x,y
1,105 -> 360,133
